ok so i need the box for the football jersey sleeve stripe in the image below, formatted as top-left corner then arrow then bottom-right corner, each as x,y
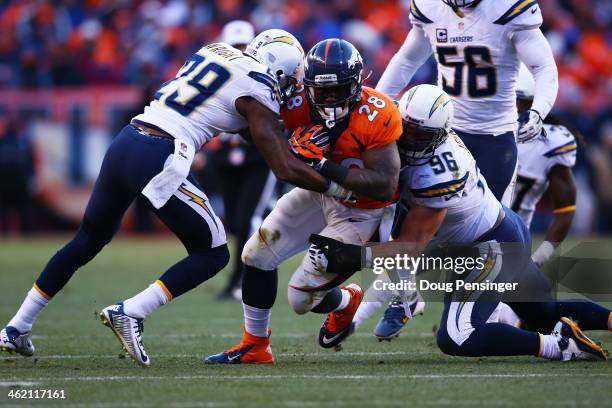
493,0 -> 538,25
409,0 -> 434,24
247,71 -> 281,103
543,140 -> 577,158
410,172 -> 469,198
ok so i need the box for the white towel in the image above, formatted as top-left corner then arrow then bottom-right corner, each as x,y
142,138 -> 195,209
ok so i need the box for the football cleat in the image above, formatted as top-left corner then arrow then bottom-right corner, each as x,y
319,283 -> 363,349
554,317 -> 608,361
0,326 -> 35,356
374,295 -> 426,341
205,329 -> 274,364
99,303 -> 149,366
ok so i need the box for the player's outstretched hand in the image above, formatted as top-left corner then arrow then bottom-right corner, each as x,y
309,234 -> 363,275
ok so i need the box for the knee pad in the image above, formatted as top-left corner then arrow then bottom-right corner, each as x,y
241,229 -> 279,270
287,286 -> 315,315
212,244 -> 230,271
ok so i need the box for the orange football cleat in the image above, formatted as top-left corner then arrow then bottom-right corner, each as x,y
205,329 -> 274,364
318,283 -> 363,349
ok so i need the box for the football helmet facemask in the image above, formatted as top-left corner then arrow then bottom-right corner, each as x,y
303,38 -> 363,128
442,0 -> 480,8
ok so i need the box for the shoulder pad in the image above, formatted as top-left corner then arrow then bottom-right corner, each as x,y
409,0 -> 434,25
493,0 -> 542,29
543,125 -> 577,157
248,71 -> 281,103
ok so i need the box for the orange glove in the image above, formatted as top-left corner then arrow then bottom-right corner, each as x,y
289,125 -> 330,167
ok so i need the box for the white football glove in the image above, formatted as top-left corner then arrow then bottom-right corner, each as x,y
518,109 -> 544,143
308,244 -> 329,273
324,181 -> 354,203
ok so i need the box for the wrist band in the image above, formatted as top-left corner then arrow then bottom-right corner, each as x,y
553,205 -> 576,214
316,158 -> 349,184
363,246 -> 373,268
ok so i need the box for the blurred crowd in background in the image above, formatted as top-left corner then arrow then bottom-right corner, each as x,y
0,0 -> 610,235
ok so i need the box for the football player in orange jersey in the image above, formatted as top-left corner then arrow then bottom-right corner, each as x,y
206,39 -> 402,364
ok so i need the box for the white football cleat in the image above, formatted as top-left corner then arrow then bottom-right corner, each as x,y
0,326 -> 35,356
100,303 -> 150,366
554,317 -> 608,361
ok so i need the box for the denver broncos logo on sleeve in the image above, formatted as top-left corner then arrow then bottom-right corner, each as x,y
493,0 -> 539,25
543,140 -> 577,158
411,172 -> 469,198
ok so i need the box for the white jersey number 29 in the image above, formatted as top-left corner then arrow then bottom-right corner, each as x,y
155,54 -> 231,116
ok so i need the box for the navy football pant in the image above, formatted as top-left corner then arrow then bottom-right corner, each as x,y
455,130 -> 517,205
36,125 -> 229,299
436,208 -> 611,357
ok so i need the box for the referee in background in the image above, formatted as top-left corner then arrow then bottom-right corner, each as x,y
212,20 -> 278,300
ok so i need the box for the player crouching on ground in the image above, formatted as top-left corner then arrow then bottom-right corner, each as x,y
310,84 -> 611,361
206,39 -> 402,364
0,30 -> 345,365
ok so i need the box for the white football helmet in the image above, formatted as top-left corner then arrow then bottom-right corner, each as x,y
442,0 -> 479,7
516,63 -> 535,100
245,29 -> 305,104
397,84 -> 454,163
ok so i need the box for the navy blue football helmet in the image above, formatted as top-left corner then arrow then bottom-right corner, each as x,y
303,39 -> 363,128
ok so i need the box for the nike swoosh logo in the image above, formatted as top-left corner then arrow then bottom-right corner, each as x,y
531,7 -> 537,13
383,117 -> 391,127
227,353 -> 241,362
321,331 -> 344,345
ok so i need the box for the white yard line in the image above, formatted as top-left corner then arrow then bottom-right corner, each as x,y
4,373 -> 612,383
0,399 -> 600,408
0,351 -> 429,360
29,332 -> 434,340
0,381 -> 41,387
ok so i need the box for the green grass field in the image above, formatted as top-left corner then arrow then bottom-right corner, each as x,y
1,237 -> 611,408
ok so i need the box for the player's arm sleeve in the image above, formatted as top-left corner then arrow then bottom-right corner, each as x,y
375,26 -> 433,99
512,28 -> 558,119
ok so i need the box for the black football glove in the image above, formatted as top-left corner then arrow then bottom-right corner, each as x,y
309,234 -> 363,275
